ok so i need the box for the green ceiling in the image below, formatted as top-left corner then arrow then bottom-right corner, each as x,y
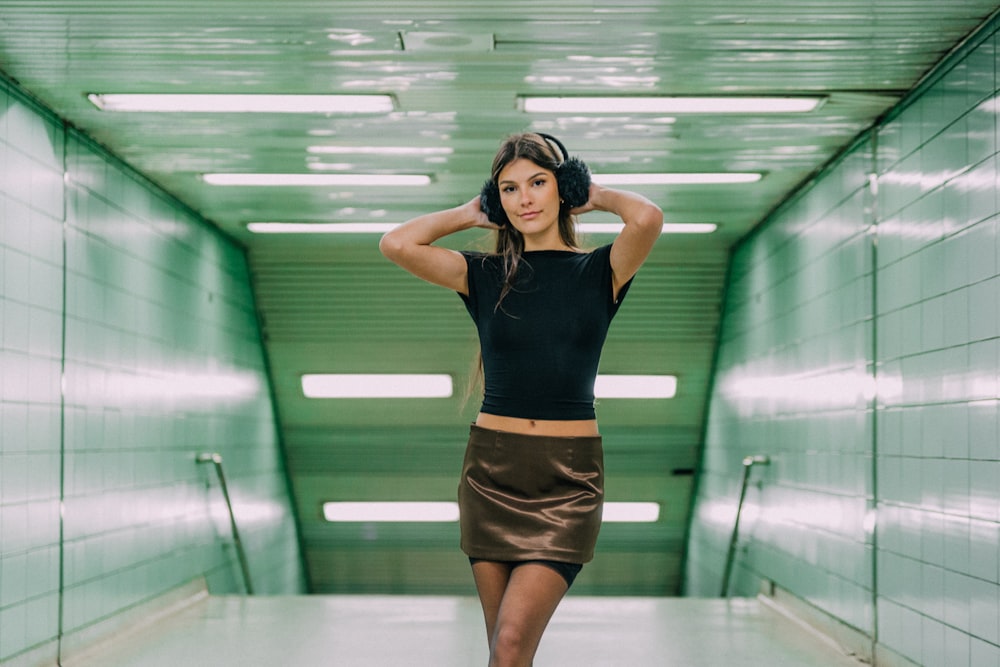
2,0 -> 996,594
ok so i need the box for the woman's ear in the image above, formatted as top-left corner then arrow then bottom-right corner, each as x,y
480,180 -> 509,225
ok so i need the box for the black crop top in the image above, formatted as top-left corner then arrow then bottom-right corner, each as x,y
458,244 -> 632,420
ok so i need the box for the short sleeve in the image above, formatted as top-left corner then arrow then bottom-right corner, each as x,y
457,251 -> 485,320
592,244 -> 633,316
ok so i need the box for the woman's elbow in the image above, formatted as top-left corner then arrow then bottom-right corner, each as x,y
378,231 -> 404,261
641,205 -> 664,234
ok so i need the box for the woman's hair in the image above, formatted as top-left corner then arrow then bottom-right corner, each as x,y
464,133 -> 582,409
489,133 -> 580,307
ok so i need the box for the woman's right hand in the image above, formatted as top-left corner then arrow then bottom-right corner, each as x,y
467,196 -> 503,230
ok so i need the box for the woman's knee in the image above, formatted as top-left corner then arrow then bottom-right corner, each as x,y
490,622 -> 535,665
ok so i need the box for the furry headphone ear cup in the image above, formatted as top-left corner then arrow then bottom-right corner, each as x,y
479,180 -> 509,225
556,156 -> 591,209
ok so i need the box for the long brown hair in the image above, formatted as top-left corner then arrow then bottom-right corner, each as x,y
464,133 -> 582,409
489,132 -> 580,308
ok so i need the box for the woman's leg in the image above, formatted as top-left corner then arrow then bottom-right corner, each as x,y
471,560 -> 513,645
472,561 -> 569,667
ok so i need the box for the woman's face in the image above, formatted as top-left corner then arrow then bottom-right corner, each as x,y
497,158 -> 561,242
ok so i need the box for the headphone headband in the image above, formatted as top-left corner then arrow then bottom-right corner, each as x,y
536,133 -> 569,164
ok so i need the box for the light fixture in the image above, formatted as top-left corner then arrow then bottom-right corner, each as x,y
594,375 -> 677,399
322,501 -> 659,523
592,173 -> 761,185
602,502 -> 661,523
202,173 -> 431,186
580,222 -> 717,234
519,95 -> 824,114
87,93 -> 396,113
307,146 -> 453,156
323,502 -> 460,522
247,222 -> 400,234
247,222 -> 716,235
301,374 -> 453,398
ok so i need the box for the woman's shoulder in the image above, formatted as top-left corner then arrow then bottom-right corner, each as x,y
460,249 -> 498,267
461,250 -> 505,286
570,243 -> 613,266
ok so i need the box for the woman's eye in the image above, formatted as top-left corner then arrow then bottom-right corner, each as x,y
502,185 -> 516,194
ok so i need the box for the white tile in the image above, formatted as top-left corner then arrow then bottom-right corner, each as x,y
64,595 -> 867,667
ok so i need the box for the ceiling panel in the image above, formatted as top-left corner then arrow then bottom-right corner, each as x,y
2,0 -> 996,595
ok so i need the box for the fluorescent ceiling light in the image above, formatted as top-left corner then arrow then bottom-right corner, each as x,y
202,173 -> 431,186
248,222 -> 400,234
581,222 -> 717,235
302,373 -> 453,398
603,502 -> 661,523
593,173 -> 761,185
88,93 -> 395,113
307,146 -> 453,156
204,173 -> 430,187
322,501 -> 659,523
324,502 -> 460,522
248,222 -> 716,235
519,96 -> 823,114
595,375 -> 677,399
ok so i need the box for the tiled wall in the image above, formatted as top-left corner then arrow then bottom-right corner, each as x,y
873,22 -> 1000,666
684,131 -> 877,620
0,78 -> 305,665
0,73 -> 67,666
686,16 -> 1000,667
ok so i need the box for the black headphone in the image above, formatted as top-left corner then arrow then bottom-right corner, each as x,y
479,133 -> 591,226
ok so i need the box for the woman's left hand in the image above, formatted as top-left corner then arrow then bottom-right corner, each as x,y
568,182 -> 603,216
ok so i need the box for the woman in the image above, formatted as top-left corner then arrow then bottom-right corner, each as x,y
379,132 -> 662,666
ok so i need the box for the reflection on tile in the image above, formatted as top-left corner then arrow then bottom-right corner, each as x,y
1,77 -> 304,665
687,20 -> 1000,667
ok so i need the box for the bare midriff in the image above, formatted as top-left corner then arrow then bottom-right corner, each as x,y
475,412 -> 600,437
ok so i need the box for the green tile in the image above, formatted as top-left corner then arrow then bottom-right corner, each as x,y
1,85 -> 307,661
971,637 -> 1000,667
689,19 -> 1000,660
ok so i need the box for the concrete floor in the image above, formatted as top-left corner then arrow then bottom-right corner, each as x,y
61,594 -> 866,666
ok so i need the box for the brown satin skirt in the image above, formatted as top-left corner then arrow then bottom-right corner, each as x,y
458,424 -> 604,564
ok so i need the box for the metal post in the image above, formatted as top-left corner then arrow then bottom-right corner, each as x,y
197,452 -> 254,595
720,454 -> 770,597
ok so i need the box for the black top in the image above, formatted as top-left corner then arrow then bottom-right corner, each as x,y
459,244 -> 632,420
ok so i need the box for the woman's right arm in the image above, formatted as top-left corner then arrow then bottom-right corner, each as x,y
379,197 -> 496,295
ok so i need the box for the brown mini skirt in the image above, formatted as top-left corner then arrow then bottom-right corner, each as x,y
458,424 -> 604,564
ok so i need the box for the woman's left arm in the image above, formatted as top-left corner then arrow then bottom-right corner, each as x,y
574,184 -> 664,298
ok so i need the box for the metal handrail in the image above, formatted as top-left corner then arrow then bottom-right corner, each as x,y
197,452 -> 254,595
720,454 -> 770,597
